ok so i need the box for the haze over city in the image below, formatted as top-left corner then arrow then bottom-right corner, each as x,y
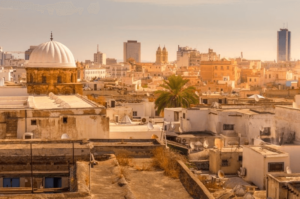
1,0 -> 300,61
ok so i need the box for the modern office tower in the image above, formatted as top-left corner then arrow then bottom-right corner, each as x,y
277,28 -> 291,62
94,45 -> 106,65
123,40 -> 141,62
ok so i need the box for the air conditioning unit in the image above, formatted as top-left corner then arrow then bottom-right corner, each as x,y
115,115 -> 119,123
141,117 -> 149,123
23,132 -> 33,139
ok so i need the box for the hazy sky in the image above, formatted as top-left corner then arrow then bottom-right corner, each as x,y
0,0 -> 299,62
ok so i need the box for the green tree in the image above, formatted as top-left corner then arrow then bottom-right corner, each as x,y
155,75 -> 198,114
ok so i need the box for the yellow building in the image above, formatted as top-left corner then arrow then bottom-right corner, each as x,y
200,59 -> 238,83
155,46 -> 168,64
26,34 -> 82,95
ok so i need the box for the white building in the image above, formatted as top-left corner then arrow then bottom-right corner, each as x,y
83,67 -> 106,81
242,145 -> 289,190
123,40 -> 141,62
0,67 -> 13,85
94,51 -> 106,65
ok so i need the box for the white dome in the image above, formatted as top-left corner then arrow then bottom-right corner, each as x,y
28,40 -> 76,68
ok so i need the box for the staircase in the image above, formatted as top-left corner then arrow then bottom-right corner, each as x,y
5,118 -> 18,139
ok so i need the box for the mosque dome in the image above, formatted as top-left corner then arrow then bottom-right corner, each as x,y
28,37 -> 76,68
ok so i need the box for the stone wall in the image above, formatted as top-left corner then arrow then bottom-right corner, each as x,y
177,160 -> 214,199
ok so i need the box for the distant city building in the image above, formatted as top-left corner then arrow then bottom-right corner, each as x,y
123,40 -> 141,62
0,47 -> 4,66
155,46 -> 168,64
94,45 -> 106,65
277,28 -> 291,62
25,46 -> 37,60
109,63 -> 130,78
83,67 -> 106,81
176,46 -> 220,67
106,58 -> 117,65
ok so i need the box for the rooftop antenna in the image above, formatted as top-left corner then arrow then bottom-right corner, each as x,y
50,31 -> 53,41
97,44 -> 99,53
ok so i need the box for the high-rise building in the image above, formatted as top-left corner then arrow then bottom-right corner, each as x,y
277,28 -> 291,62
25,46 -> 37,60
123,40 -> 141,62
155,46 -> 168,64
94,45 -> 106,65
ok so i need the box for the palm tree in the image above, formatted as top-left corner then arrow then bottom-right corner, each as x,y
155,75 -> 199,114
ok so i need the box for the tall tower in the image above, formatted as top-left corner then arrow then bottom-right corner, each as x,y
156,46 -> 162,64
277,28 -> 291,62
162,46 -> 168,64
123,40 -> 141,62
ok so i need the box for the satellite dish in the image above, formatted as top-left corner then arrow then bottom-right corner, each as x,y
286,166 -> 292,174
61,133 -> 70,139
195,91 -> 199,96
147,122 -> 154,130
254,95 -> 260,102
218,170 -> 225,179
203,140 -> 209,149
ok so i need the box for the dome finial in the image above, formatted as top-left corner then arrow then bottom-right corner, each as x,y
50,31 -> 53,41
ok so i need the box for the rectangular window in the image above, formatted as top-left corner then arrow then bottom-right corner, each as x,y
3,178 -> 20,187
260,127 -> 271,136
227,66 -> 229,70
223,124 -> 234,130
215,66 -> 217,70
31,120 -> 37,125
42,76 -> 46,83
174,112 -> 179,121
133,111 -> 137,116
203,99 -> 208,104
238,156 -> 243,162
183,113 -> 185,119
63,117 -> 68,124
268,162 -> 284,172
222,159 -> 229,167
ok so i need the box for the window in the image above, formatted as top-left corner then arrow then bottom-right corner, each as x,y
57,76 -> 62,83
63,117 -> 68,124
222,159 -> 229,167
215,66 -> 218,70
133,111 -> 137,116
30,74 -> 33,83
238,156 -> 243,162
268,162 -> 284,172
3,178 -> 20,187
42,76 -> 46,83
218,99 -> 222,103
269,74 -> 271,79
203,99 -> 208,104
174,112 -> 179,121
223,124 -> 234,130
249,78 -> 252,82
45,177 -> 62,188
260,127 -> 271,136
183,113 -> 185,119
221,66 -> 224,70
31,120 -> 37,125
227,66 -> 229,70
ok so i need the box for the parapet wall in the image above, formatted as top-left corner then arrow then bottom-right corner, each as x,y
177,160 -> 214,199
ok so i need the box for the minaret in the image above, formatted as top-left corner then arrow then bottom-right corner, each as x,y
162,46 -> 168,64
156,46 -> 162,64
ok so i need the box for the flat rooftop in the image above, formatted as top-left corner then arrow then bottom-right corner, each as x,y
247,145 -> 288,157
0,94 -> 102,109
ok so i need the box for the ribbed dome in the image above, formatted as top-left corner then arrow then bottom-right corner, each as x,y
28,40 -> 76,68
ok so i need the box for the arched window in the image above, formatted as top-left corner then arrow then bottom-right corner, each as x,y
57,76 -> 62,83
249,78 -> 252,82
42,76 -> 46,83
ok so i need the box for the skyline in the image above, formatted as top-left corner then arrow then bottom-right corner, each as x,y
1,0 -> 300,62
